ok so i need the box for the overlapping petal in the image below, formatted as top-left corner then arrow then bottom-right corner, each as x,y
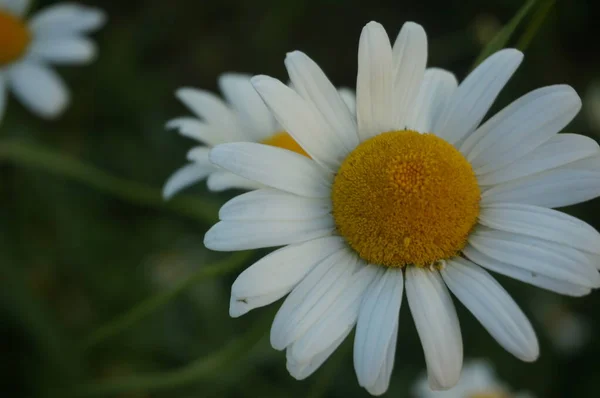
406,267 -> 463,390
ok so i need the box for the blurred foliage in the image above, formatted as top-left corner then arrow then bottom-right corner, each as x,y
2,0 -> 600,397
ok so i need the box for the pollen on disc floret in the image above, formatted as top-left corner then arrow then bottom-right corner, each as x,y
332,130 -> 481,268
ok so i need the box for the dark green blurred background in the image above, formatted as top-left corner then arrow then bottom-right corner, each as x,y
2,0 -> 600,397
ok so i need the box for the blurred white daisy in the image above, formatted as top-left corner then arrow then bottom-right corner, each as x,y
0,0 -> 105,121
584,81 -> 600,134
205,21 -> 600,395
531,294 -> 590,355
163,73 -> 355,199
413,359 -> 533,398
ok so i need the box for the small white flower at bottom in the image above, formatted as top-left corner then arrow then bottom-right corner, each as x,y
412,360 -> 534,398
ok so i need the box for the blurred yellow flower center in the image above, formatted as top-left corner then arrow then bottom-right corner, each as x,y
0,11 -> 31,66
468,392 -> 511,398
261,132 -> 309,157
332,130 -> 480,268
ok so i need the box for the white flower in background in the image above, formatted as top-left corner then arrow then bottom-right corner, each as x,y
205,20 -> 600,395
0,0 -> 105,122
531,294 -> 590,354
163,74 -> 355,199
413,359 -> 534,398
584,81 -> 600,134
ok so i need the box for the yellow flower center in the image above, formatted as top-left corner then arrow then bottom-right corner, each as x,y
332,130 -> 480,268
468,392 -> 512,398
0,11 -> 31,66
261,132 -> 309,157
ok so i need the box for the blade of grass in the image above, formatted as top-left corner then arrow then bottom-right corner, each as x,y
75,312 -> 269,396
516,0 -> 556,51
471,0 -> 539,68
81,250 -> 253,350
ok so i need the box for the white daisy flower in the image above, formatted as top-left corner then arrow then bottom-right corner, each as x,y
413,359 -> 534,398
163,73 -> 356,199
204,20 -> 600,394
0,0 -> 105,121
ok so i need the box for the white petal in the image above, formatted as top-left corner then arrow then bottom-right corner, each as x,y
481,155 -> 600,208
479,203 -> 600,254
461,85 -> 582,173
588,253 -> 600,271
467,228 -> 600,289
229,236 -> 347,317
209,142 -> 333,198
270,246 -> 361,350
442,258 -> 539,362
289,264 -> 381,363
477,134 -> 600,186
434,49 -> 523,145
176,88 -> 245,141
28,3 -> 106,36
219,189 -> 331,221
165,117 -> 223,146
206,171 -> 263,192
162,163 -> 213,199
27,37 -> 97,64
7,62 -> 69,119
285,51 -> 359,151
186,146 -> 210,163
463,243 -> 592,297
251,75 -> 351,171
204,217 -> 335,251
0,74 -> 6,123
356,21 -> 395,141
218,73 -> 277,141
286,328 -> 351,380
391,21 -> 428,129
338,87 -> 356,115
406,267 -> 462,390
367,322 -> 398,396
0,0 -> 30,17
354,268 -> 403,395
406,68 -> 458,133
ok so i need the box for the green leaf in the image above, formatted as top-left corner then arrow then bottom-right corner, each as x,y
471,0 -> 539,69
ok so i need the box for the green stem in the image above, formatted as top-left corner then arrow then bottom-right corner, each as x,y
76,314 -> 268,396
516,0 -> 556,51
0,140 -> 218,223
471,0 -> 539,69
82,250 -> 253,349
